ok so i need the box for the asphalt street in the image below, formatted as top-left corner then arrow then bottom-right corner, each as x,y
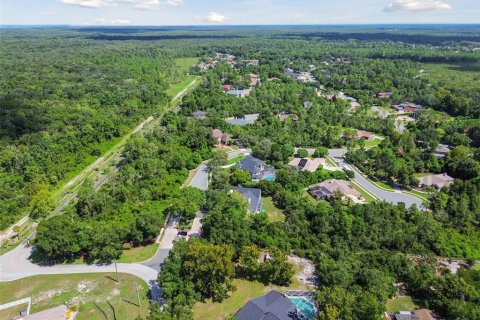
328,149 -> 424,208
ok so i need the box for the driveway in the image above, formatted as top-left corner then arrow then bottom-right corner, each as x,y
328,149 -> 425,209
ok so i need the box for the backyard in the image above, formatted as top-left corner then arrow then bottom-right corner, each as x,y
386,296 -> 419,313
262,197 -> 285,222
193,278 -> 306,320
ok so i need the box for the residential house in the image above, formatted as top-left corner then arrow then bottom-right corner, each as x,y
237,155 -> 275,180
433,144 -> 451,159
356,130 -> 375,141
350,101 -> 361,110
225,113 -> 259,126
232,187 -> 262,214
308,179 -> 361,201
284,68 -> 299,79
389,309 -> 437,320
418,173 -> 454,189
226,89 -> 251,97
289,158 -> 325,172
393,102 -> 422,114
222,84 -> 235,92
303,101 -> 313,109
243,59 -> 260,66
376,92 -> 393,99
212,129 -> 231,146
235,291 -> 299,320
191,111 -> 207,120
276,113 -> 299,122
250,74 -> 260,87
336,92 -> 357,102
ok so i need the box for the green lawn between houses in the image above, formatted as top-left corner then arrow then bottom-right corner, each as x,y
227,155 -> 247,165
385,296 -> 419,313
262,197 -> 285,222
0,273 -> 149,320
117,243 -> 160,263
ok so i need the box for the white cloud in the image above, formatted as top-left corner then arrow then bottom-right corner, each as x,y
384,0 -> 452,12
93,18 -> 131,24
133,0 -> 160,10
59,0 -> 182,10
206,12 -> 228,23
165,0 -> 183,6
58,0 -> 113,8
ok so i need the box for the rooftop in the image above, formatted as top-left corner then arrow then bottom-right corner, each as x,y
232,187 -> 262,213
418,173 -> 454,188
308,179 -> 360,199
289,158 -> 325,172
226,114 -> 260,126
235,290 -> 298,320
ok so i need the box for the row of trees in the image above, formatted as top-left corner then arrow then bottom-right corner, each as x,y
34,117 -> 214,262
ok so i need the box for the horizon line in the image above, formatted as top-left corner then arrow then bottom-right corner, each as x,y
1,23 -> 480,27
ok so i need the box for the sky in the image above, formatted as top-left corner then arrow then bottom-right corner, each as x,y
1,0 -> 479,25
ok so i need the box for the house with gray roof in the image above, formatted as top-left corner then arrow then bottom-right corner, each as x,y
237,155 -> 276,181
235,290 -> 299,320
233,187 -> 262,214
308,179 -> 360,201
225,113 -> 260,126
226,89 -> 251,97
191,111 -> 207,120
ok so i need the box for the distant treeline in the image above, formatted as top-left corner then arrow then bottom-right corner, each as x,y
273,32 -> 480,45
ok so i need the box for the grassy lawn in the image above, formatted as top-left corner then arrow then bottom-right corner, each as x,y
193,278 -> 306,320
227,155 -> 246,165
0,273 -> 149,320
350,181 -> 376,203
262,197 -> 285,222
117,243 -> 159,263
405,189 -> 430,202
414,172 -> 433,178
325,156 -> 339,167
0,303 -> 28,320
364,137 -> 383,148
472,263 -> 480,271
166,74 -> 198,97
174,57 -> 200,72
374,180 -> 395,191
386,296 -> 418,313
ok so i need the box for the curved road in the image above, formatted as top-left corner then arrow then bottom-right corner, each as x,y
328,149 -> 424,208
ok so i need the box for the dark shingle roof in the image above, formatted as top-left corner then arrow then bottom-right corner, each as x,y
233,187 -> 262,213
237,156 -> 265,176
235,291 -> 297,320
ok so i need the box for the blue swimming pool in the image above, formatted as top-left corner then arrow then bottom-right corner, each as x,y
289,297 -> 316,319
264,174 -> 276,181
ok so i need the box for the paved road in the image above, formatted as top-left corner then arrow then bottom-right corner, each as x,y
190,163 -> 209,191
328,149 -> 424,208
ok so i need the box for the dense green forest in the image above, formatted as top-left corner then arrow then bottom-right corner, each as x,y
1,25 -> 480,320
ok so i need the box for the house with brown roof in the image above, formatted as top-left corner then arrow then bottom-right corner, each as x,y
289,158 -> 325,172
308,179 -> 361,201
418,173 -> 454,189
276,113 -> 299,122
222,84 -> 235,92
356,130 -> 375,140
212,129 -> 231,146
389,309 -> 437,320
376,92 -> 393,99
